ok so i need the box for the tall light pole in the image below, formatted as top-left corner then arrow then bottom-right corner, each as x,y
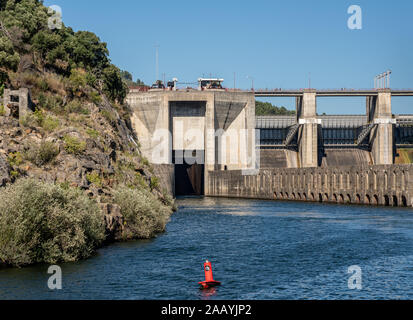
154,44 -> 160,82
376,70 -> 392,89
387,70 -> 392,88
375,72 -> 386,89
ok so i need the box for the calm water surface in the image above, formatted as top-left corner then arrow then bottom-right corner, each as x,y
1,197 -> 413,300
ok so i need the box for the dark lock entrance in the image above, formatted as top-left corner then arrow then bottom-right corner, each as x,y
173,150 -> 204,196
169,101 -> 206,196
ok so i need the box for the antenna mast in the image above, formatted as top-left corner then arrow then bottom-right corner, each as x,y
154,44 -> 160,81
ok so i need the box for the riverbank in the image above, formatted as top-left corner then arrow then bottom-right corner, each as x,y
0,178 -> 174,267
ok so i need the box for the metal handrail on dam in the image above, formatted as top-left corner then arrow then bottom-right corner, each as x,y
130,87 -> 413,96
253,88 -> 413,97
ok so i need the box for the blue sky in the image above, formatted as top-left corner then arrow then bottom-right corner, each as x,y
44,0 -> 413,114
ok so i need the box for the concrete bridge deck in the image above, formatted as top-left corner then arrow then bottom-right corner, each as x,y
254,89 -> 413,97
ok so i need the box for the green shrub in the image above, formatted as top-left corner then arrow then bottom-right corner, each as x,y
33,108 -> 45,126
63,135 -> 86,155
113,186 -> 172,239
7,152 -> 23,167
86,171 -> 103,188
86,128 -> 99,139
10,170 -> 20,179
150,176 -> 160,190
42,115 -> 60,132
37,94 -> 63,113
89,91 -> 102,105
140,156 -> 150,166
20,113 -> 37,128
86,73 -> 97,88
25,141 -> 60,166
69,68 -> 87,93
0,104 -> 5,116
0,179 -> 105,267
37,93 -> 47,108
39,79 -> 49,91
134,172 -> 148,189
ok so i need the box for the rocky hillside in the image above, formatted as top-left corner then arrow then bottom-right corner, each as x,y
0,0 -> 174,267
0,90 -> 172,208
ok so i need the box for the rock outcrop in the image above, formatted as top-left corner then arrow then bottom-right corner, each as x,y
0,153 -> 10,187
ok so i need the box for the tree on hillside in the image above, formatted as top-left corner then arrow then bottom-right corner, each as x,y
0,0 -> 137,103
120,70 -> 145,87
255,100 -> 296,116
103,65 -> 128,103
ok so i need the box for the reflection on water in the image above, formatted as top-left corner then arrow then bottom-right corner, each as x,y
1,197 -> 413,300
199,287 -> 218,300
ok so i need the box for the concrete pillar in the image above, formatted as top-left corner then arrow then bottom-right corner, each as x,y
18,88 -> 30,119
2,88 -> 31,119
2,89 -> 11,116
370,90 -> 395,165
204,94 -> 215,195
246,93 -> 257,171
163,94 -> 172,164
297,90 -> 319,167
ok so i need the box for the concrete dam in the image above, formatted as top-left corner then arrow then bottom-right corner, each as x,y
126,86 -> 413,207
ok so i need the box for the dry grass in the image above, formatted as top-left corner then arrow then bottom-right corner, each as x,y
44,72 -> 66,96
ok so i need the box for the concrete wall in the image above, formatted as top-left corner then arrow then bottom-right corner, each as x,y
321,149 -> 372,167
214,91 -> 256,170
259,148 -> 371,168
126,90 -> 255,169
207,165 -> 413,207
259,149 -> 299,168
152,164 -> 175,197
127,90 -> 256,195
128,93 -> 170,164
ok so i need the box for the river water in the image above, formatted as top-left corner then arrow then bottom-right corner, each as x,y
1,197 -> 413,300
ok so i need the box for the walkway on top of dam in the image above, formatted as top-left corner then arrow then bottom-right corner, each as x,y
128,87 -> 413,97
253,88 -> 413,97
256,114 -> 413,129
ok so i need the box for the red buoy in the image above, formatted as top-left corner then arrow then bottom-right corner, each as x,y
198,260 -> 221,289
